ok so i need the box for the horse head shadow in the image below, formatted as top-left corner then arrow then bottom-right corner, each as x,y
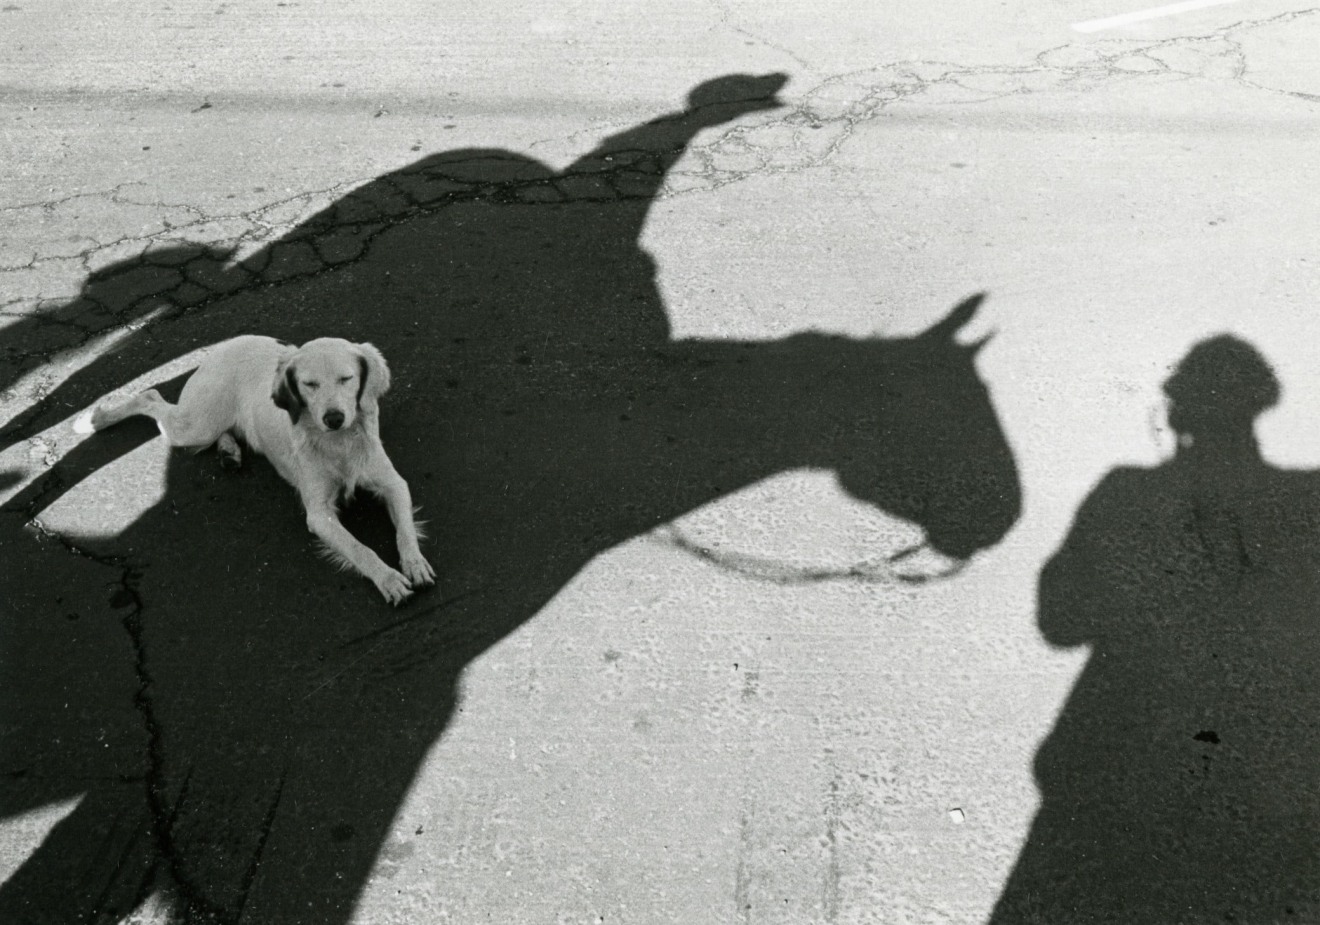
0,73 -> 1020,924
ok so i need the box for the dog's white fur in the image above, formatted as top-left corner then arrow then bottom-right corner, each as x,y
76,335 -> 436,604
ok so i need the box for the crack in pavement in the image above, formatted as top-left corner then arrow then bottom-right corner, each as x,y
2,7 -> 1317,375
6,507 -> 224,918
233,771 -> 287,924
707,0 -> 816,73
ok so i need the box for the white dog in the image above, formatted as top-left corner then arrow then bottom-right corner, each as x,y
76,335 -> 436,604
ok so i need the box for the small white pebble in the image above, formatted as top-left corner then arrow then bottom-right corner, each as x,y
948,808 -> 966,824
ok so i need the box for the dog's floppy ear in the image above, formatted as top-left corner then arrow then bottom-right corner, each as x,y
271,357 -> 304,424
355,342 -> 391,407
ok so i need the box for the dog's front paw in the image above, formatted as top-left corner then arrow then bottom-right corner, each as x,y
400,549 -> 436,588
373,567 -> 414,606
217,433 -> 243,470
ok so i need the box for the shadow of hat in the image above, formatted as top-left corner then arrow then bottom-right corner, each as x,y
1163,334 -> 1280,433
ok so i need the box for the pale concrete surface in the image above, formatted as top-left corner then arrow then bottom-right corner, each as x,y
3,2 -> 1320,923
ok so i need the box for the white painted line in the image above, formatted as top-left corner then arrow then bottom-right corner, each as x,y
1072,0 -> 1241,32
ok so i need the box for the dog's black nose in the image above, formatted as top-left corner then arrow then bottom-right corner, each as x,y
323,410 -> 345,430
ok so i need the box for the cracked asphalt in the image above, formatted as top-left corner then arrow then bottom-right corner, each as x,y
3,2 -> 1320,923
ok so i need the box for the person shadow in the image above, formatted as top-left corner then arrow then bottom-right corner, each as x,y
0,74 -> 1022,924
989,335 -> 1320,924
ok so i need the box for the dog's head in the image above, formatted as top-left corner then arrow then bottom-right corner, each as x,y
271,338 -> 391,431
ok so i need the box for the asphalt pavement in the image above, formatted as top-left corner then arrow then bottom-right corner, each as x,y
3,2 -> 1320,923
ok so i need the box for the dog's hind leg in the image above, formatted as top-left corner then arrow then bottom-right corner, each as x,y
77,389 -> 225,451
216,431 -> 242,469
77,389 -> 172,434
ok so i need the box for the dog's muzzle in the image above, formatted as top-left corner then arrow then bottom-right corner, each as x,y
323,410 -> 345,430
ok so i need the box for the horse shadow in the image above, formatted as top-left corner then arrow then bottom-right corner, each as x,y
990,336 -> 1320,924
0,74 -> 1021,924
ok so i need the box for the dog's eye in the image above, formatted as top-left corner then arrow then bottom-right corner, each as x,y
337,375 -> 353,384
303,381 -> 320,390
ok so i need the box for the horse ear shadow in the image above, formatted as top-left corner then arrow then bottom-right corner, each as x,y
953,291 -> 987,315
963,331 -> 995,356
920,292 -> 988,342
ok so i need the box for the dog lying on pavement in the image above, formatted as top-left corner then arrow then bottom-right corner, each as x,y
75,335 -> 436,605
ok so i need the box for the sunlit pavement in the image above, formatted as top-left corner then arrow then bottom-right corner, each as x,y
3,2 -> 1320,922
